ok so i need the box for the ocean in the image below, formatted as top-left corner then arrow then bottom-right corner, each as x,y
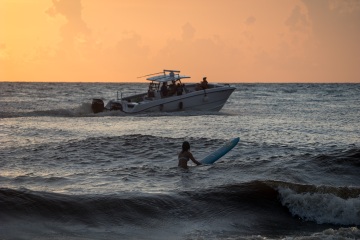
0,82 -> 359,240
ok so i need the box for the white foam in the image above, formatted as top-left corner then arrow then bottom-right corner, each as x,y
280,227 -> 360,240
278,188 -> 360,225
74,102 -> 93,115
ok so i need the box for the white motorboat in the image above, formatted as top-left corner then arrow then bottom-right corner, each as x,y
91,70 -> 236,114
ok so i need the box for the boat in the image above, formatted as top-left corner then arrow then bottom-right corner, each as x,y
91,70 -> 236,114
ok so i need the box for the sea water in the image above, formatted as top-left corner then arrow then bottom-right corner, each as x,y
0,82 -> 359,239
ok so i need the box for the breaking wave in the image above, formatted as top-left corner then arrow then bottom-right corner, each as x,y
1,180 -> 359,226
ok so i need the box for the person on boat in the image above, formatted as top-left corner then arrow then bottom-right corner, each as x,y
161,82 -> 168,97
201,77 -> 208,89
195,77 -> 209,91
169,71 -> 175,78
178,141 -> 202,169
168,80 -> 177,96
147,83 -> 155,98
176,83 -> 183,95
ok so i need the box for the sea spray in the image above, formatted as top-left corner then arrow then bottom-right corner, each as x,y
278,187 -> 360,225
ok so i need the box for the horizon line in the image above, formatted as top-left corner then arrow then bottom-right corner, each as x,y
0,80 -> 359,84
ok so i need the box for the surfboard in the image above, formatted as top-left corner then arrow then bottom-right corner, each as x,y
200,137 -> 240,164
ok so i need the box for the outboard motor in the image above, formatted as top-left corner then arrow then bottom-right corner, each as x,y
109,101 -> 122,111
91,99 -> 104,113
104,100 -> 123,111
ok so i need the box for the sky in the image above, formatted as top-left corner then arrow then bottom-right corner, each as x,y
1,0 -> 360,83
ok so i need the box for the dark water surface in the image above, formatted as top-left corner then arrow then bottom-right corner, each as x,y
0,83 -> 359,239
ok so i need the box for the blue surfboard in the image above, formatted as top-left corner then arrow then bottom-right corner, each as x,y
200,137 -> 240,164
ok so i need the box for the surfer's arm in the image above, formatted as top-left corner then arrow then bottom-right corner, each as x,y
189,153 -> 201,165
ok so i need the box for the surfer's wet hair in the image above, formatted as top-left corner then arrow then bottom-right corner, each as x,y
182,141 -> 190,152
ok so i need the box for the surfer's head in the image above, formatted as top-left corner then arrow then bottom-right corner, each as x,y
182,141 -> 190,152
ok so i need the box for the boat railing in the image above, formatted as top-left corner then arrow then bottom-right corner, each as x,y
117,91 -> 146,102
117,91 -> 122,100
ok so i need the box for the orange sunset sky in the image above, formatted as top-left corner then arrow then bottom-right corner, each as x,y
1,0 -> 360,83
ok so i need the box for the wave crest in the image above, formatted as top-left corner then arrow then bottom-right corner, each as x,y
278,186 -> 360,225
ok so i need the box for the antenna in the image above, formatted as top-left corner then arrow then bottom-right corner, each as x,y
137,72 -> 164,78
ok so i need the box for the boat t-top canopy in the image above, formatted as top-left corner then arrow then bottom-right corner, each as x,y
146,69 -> 191,83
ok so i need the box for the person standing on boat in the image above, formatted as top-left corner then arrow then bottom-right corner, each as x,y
178,141 -> 202,169
168,80 -> 177,96
148,83 -> 155,98
161,82 -> 168,97
201,77 -> 208,89
176,83 -> 183,95
195,77 -> 208,91
169,71 -> 175,78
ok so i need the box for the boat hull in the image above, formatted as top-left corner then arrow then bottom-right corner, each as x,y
119,87 -> 235,113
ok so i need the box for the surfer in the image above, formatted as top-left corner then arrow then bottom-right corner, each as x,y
178,141 -> 202,169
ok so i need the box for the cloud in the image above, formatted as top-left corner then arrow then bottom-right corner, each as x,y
285,5 -> 309,32
245,16 -> 256,25
302,0 -> 360,37
46,0 -> 83,20
328,0 -> 360,13
182,22 -> 196,41
46,0 -> 91,55
115,32 -> 149,60
151,22 -> 243,81
296,0 -> 360,82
